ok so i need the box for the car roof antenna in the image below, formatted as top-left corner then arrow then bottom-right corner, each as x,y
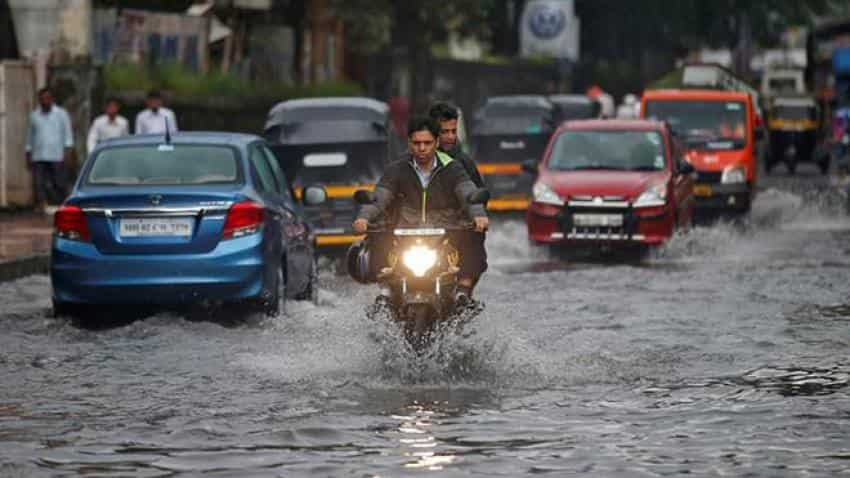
164,117 -> 172,144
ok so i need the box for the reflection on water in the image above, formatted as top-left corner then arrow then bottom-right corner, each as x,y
396,403 -> 457,471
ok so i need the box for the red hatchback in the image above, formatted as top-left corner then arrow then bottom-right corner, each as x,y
525,120 -> 695,249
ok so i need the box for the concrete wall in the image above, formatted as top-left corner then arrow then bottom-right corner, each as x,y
93,8 -> 210,72
9,0 -> 92,59
0,61 -> 35,206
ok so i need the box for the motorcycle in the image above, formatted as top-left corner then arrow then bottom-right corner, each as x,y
351,189 -> 489,350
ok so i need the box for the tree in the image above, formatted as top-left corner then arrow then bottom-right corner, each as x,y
329,0 -> 493,105
573,0 -> 833,94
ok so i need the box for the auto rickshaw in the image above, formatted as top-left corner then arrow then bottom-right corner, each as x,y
470,95 -> 557,211
263,97 -> 398,252
548,94 -> 601,124
767,96 -> 827,174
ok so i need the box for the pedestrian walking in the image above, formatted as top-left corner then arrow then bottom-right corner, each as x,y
26,87 -> 74,212
134,89 -> 178,135
86,97 -> 129,153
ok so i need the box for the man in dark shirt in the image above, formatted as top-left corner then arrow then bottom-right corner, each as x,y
353,117 -> 488,301
428,103 -> 488,297
428,102 -> 485,188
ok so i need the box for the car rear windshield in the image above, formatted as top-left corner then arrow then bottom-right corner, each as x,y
86,145 -> 241,186
772,105 -> 816,121
476,106 -> 552,135
644,100 -> 748,150
548,131 -> 666,172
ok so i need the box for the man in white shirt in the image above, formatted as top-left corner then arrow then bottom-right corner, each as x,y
26,87 -> 74,211
134,89 -> 178,135
87,97 -> 129,153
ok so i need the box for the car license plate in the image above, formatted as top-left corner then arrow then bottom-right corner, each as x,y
119,217 -> 194,237
693,184 -> 713,197
573,214 -> 623,227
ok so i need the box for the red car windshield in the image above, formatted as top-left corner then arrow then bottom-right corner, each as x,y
547,130 -> 666,172
644,100 -> 747,150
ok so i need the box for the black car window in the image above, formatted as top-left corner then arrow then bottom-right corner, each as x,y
260,144 -> 293,200
248,144 -> 278,193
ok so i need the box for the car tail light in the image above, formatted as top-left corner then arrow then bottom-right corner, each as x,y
223,201 -> 264,239
54,205 -> 91,242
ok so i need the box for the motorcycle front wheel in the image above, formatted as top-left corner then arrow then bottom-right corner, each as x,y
404,304 -> 435,351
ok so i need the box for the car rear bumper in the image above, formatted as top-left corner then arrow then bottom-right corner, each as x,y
692,182 -> 751,211
50,234 -> 268,305
527,201 -> 674,247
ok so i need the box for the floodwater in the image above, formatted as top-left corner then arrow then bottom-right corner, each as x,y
0,171 -> 848,477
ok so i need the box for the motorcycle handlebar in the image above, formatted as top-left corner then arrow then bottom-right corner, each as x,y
364,225 -> 478,234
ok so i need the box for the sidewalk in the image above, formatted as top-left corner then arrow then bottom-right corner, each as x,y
0,213 -> 53,282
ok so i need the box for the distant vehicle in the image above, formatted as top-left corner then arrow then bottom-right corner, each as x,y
51,132 -> 324,318
524,120 -> 694,251
263,98 -> 398,251
642,89 -> 758,214
761,68 -> 807,99
681,62 -> 767,131
767,96 -> 827,174
548,94 -> 600,124
470,95 -> 557,211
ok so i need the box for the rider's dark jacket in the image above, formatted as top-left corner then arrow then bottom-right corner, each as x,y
356,151 -> 486,228
445,145 -> 485,188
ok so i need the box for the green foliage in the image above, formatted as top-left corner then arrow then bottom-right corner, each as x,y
104,63 -> 362,100
328,0 -> 393,55
329,0 -> 493,54
649,69 -> 684,89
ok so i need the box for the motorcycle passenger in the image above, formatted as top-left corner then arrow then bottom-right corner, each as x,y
428,102 -> 488,296
353,117 -> 489,302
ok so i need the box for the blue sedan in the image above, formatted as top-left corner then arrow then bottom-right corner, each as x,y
51,132 -> 327,317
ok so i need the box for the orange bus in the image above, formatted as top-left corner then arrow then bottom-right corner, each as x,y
641,89 -> 758,213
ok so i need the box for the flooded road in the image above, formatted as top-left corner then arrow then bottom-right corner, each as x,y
1,170 -> 849,476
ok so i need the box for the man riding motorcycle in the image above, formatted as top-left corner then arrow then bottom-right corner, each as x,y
428,102 -> 488,296
352,117 -> 489,302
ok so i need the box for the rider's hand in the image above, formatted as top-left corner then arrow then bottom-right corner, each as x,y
353,218 -> 369,234
473,216 -> 489,232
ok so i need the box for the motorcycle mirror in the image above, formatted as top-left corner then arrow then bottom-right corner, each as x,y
353,189 -> 375,204
466,188 -> 490,205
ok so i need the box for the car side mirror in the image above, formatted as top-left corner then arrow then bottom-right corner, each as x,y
678,160 -> 695,175
466,188 -> 490,205
521,159 -> 539,175
302,185 -> 328,206
353,189 -> 374,205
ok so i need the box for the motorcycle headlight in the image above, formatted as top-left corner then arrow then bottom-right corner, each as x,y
402,245 -> 438,277
634,182 -> 668,208
721,166 -> 746,184
533,181 -> 564,206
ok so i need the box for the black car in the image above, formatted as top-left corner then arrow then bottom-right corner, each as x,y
470,95 -> 557,211
549,94 -> 601,125
264,97 -> 399,251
